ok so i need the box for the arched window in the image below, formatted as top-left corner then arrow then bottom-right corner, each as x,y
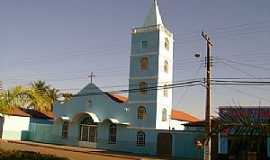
109,124 -> 117,144
62,121 -> 69,139
164,60 -> 169,73
80,117 -> 97,142
162,108 -> 167,121
80,117 -> 94,125
140,57 -> 149,70
139,82 -> 147,94
141,40 -> 148,49
137,131 -> 145,146
165,38 -> 170,50
137,106 -> 146,120
163,84 -> 168,97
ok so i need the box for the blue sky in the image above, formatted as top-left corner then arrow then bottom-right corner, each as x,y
1,0 -> 270,118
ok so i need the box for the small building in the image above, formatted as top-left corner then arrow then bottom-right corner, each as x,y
0,108 -> 53,141
184,106 -> 270,160
218,106 -> 270,160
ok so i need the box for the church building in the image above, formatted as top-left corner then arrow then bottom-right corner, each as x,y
17,1 -> 203,158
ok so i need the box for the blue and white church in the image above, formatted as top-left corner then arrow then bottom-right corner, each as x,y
22,1 -> 203,158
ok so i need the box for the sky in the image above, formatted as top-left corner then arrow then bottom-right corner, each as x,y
1,0 -> 270,118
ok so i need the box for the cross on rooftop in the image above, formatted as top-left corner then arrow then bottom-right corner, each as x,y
88,72 -> 95,84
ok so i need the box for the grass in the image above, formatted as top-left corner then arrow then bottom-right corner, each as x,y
0,149 -> 69,160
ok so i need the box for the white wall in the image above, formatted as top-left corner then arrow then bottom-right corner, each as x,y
156,26 -> 173,130
0,116 -> 3,138
169,120 -> 186,130
2,115 -> 30,140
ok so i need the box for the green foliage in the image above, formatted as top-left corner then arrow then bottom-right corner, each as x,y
0,149 -> 69,160
0,80 -> 72,113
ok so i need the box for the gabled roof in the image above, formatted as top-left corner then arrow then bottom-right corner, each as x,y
4,108 -> 54,119
5,108 -> 30,117
105,92 -> 128,103
143,0 -> 164,27
184,119 -> 217,127
102,93 -> 199,122
21,108 -> 54,119
171,109 -> 200,122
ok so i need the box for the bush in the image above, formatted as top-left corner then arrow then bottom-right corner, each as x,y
0,150 -> 69,160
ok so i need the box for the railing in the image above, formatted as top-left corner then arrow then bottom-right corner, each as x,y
132,25 -> 173,37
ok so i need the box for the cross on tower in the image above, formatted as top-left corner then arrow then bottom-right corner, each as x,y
88,72 -> 95,84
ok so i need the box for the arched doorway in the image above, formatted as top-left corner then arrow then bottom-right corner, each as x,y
157,133 -> 172,157
79,116 -> 97,147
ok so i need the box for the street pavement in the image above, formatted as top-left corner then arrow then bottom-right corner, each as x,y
0,140 -> 164,160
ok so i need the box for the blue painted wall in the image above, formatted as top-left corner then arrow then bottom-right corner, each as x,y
128,29 -> 160,129
28,121 -> 203,159
54,84 -> 129,124
267,137 -> 270,158
172,131 -> 203,159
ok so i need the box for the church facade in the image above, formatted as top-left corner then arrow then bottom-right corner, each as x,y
28,1 -> 203,158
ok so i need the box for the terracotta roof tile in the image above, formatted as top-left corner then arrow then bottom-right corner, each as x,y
171,109 -> 200,122
105,92 -> 128,103
21,108 -> 54,119
7,108 -> 30,117
5,108 -> 54,119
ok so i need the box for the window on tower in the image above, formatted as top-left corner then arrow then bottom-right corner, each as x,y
164,60 -> 169,73
164,84 -> 168,97
165,38 -> 169,50
137,106 -> 146,120
141,40 -> 148,49
136,131 -> 145,146
139,82 -> 147,94
140,57 -> 149,70
162,108 -> 167,121
62,121 -> 69,139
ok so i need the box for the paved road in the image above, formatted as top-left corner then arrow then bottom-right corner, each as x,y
0,141 -> 154,160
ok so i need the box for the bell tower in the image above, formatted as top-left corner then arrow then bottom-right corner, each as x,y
127,0 -> 174,129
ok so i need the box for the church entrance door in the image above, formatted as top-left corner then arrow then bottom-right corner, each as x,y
157,133 -> 172,157
78,116 -> 97,148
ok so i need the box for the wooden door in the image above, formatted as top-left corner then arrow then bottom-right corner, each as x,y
157,133 -> 172,156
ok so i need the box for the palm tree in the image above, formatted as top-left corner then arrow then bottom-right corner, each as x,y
31,80 -> 50,96
0,86 -> 32,113
0,81 -> 72,113
46,88 -> 60,111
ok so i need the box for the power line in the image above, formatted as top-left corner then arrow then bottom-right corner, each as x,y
70,80 -> 202,98
215,56 -> 270,71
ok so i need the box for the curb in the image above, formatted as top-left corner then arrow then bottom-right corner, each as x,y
6,140 -> 142,160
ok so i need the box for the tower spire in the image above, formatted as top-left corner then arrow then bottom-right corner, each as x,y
143,0 -> 163,27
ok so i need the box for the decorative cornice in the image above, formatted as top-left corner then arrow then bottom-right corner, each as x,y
132,25 -> 172,37
128,100 -> 156,104
130,52 -> 158,57
129,76 -> 158,80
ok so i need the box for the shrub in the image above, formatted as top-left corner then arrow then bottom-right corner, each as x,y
0,150 -> 69,160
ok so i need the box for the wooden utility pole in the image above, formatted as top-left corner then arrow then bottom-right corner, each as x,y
201,31 -> 213,160
0,81 -> 2,91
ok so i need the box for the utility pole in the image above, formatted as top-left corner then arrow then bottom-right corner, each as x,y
201,31 -> 213,160
0,81 -> 2,91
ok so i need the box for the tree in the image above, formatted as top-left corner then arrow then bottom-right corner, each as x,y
0,81 -> 72,113
210,106 -> 270,160
0,86 -> 32,113
31,80 -> 61,111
